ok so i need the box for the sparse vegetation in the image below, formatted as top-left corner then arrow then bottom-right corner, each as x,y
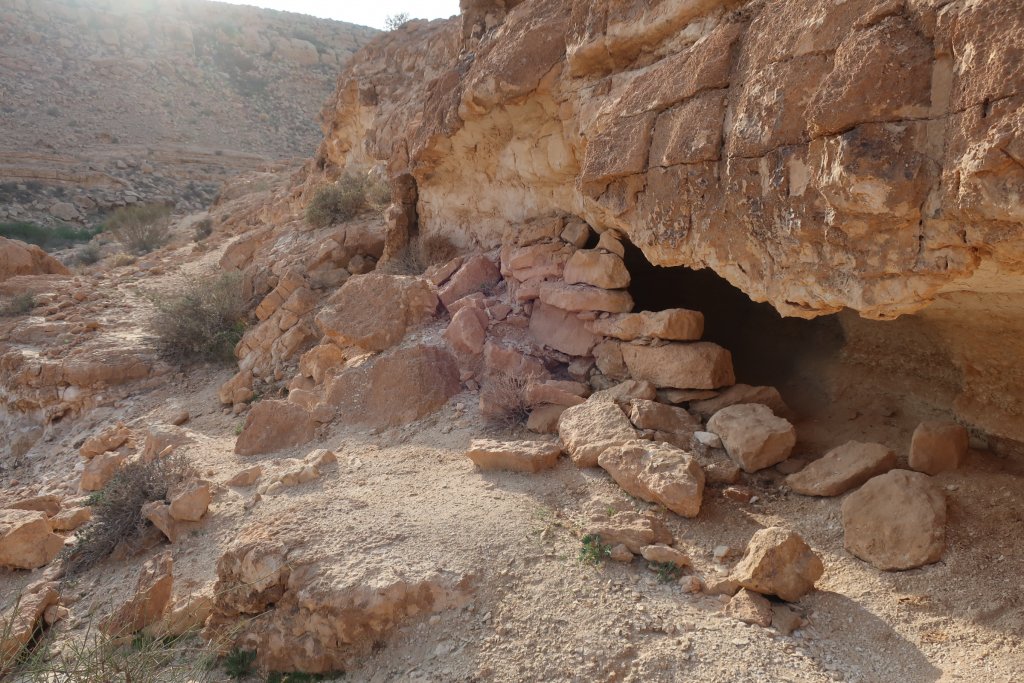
193,217 -> 214,242
223,648 -> 256,680
0,293 -> 36,317
148,273 -> 247,363
378,234 -> 459,276
0,221 -> 103,251
75,241 -> 103,265
105,203 -> 173,254
110,252 -> 137,267
384,12 -> 410,30
7,620 -> 217,682
650,561 -> 684,583
482,370 -> 532,429
578,534 -> 612,566
267,672 -> 344,682
65,453 -> 197,576
305,173 -> 389,228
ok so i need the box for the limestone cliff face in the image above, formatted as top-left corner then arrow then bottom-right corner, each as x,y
312,0 -> 1024,443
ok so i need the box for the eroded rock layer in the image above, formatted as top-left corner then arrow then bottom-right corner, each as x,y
308,0 -> 1024,442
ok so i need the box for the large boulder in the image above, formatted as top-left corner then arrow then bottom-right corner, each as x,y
325,344 -> 461,428
235,400 -> 316,456
707,403 -> 796,472
620,342 -> 735,389
557,399 -> 639,467
529,301 -> 599,356
0,510 -> 63,570
315,273 -> 438,352
842,469 -> 946,570
787,441 -> 897,496
730,527 -> 824,602
597,440 -> 705,518
0,237 -> 71,281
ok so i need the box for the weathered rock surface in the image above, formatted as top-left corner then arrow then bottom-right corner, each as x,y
690,384 -> 791,420
640,544 -> 690,568
730,527 -> 824,602
563,249 -> 630,289
101,551 -> 174,635
909,421 -> 969,475
538,281 -> 634,313
787,441 -> 898,497
0,509 -> 64,570
438,254 -> 501,308
466,439 -> 562,473
725,588 -> 774,627
169,481 -> 212,522
628,399 -> 700,434
557,399 -> 638,468
0,581 -> 59,664
235,400 -> 316,456
598,440 -> 705,518
529,301 -> 599,356
707,404 -> 797,473
79,422 -> 132,458
315,274 -> 438,352
587,309 -> 704,341
583,511 -> 673,554
325,344 -> 461,428
842,469 -> 947,570
620,342 -> 735,390
0,237 -> 71,281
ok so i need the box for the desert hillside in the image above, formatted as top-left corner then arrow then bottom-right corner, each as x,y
1,1 -> 1023,682
0,0 -> 376,224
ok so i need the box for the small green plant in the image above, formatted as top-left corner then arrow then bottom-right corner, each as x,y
223,648 -> 257,680
148,273 -> 247,363
234,423 -> 244,436
105,203 -> 172,254
650,561 -> 684,583
0,293 -> 35,317
305,173 -> 387,228
578,534 -> 612,566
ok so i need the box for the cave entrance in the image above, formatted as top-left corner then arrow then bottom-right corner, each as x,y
621,240 -> 845,393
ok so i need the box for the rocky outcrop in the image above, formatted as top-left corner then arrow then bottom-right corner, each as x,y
0,237 -> 71,281
312,0 -> 1024,446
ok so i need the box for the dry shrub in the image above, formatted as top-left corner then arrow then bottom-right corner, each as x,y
110,252 -> 137,267
65,454 -> 196,576
105,204 -> 172,254
0,293 -> 35,317
192,218 -> 214,242
380,234 -> 459,276
482,370 -> 532,428
149,273 -> 247,363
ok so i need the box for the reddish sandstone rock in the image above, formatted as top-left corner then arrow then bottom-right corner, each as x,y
730,527 -> 824,602
0,581 -> 59,664
443,306 -> 488,356
707,404 -> 796,473
563,249 -> 630,289
235,400 -> 316,456
0,510 -> 63,570
908,421 -> 969,475
169,481 -> 212,522
538,281 -> 633,313
529,301 -> 599,356
587,309 -> 704,341
558,399 -> 639,468
438,254 -> 501,308
725,588 -> 774,627
787,441 -> 897,496
640,544 -> 690,568
598,440 -> 705,518
80,451 -> 127,491
690,384 -> 791,420
842,470 -> 947,571
6,494 -> 61,517
101,552 -> 174,635
315,273 -> 438,352
628,398 -> 700,433
0,236 -> 71,281
325,344 -> 461,428
79,422 -> 133,458
583,511 -> 673,555
620,342 -> 735,390
466,439 -> 562,473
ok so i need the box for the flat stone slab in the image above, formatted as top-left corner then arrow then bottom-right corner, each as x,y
787,441 -> 897,496
466,439 -> 562,473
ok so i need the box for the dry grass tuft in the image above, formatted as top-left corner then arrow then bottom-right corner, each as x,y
148,273 -> 247,363
106,204 -> 172,254
379,234 -> 459,276
305,173 -> 389,228
481,370 -> 532,429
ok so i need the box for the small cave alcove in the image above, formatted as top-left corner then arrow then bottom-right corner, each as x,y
621,240 -> 846,392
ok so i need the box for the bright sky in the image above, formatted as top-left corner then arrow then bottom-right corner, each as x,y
216,0 -> 460,30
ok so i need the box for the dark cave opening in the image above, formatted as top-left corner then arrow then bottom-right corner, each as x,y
621,240 -> 846,390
